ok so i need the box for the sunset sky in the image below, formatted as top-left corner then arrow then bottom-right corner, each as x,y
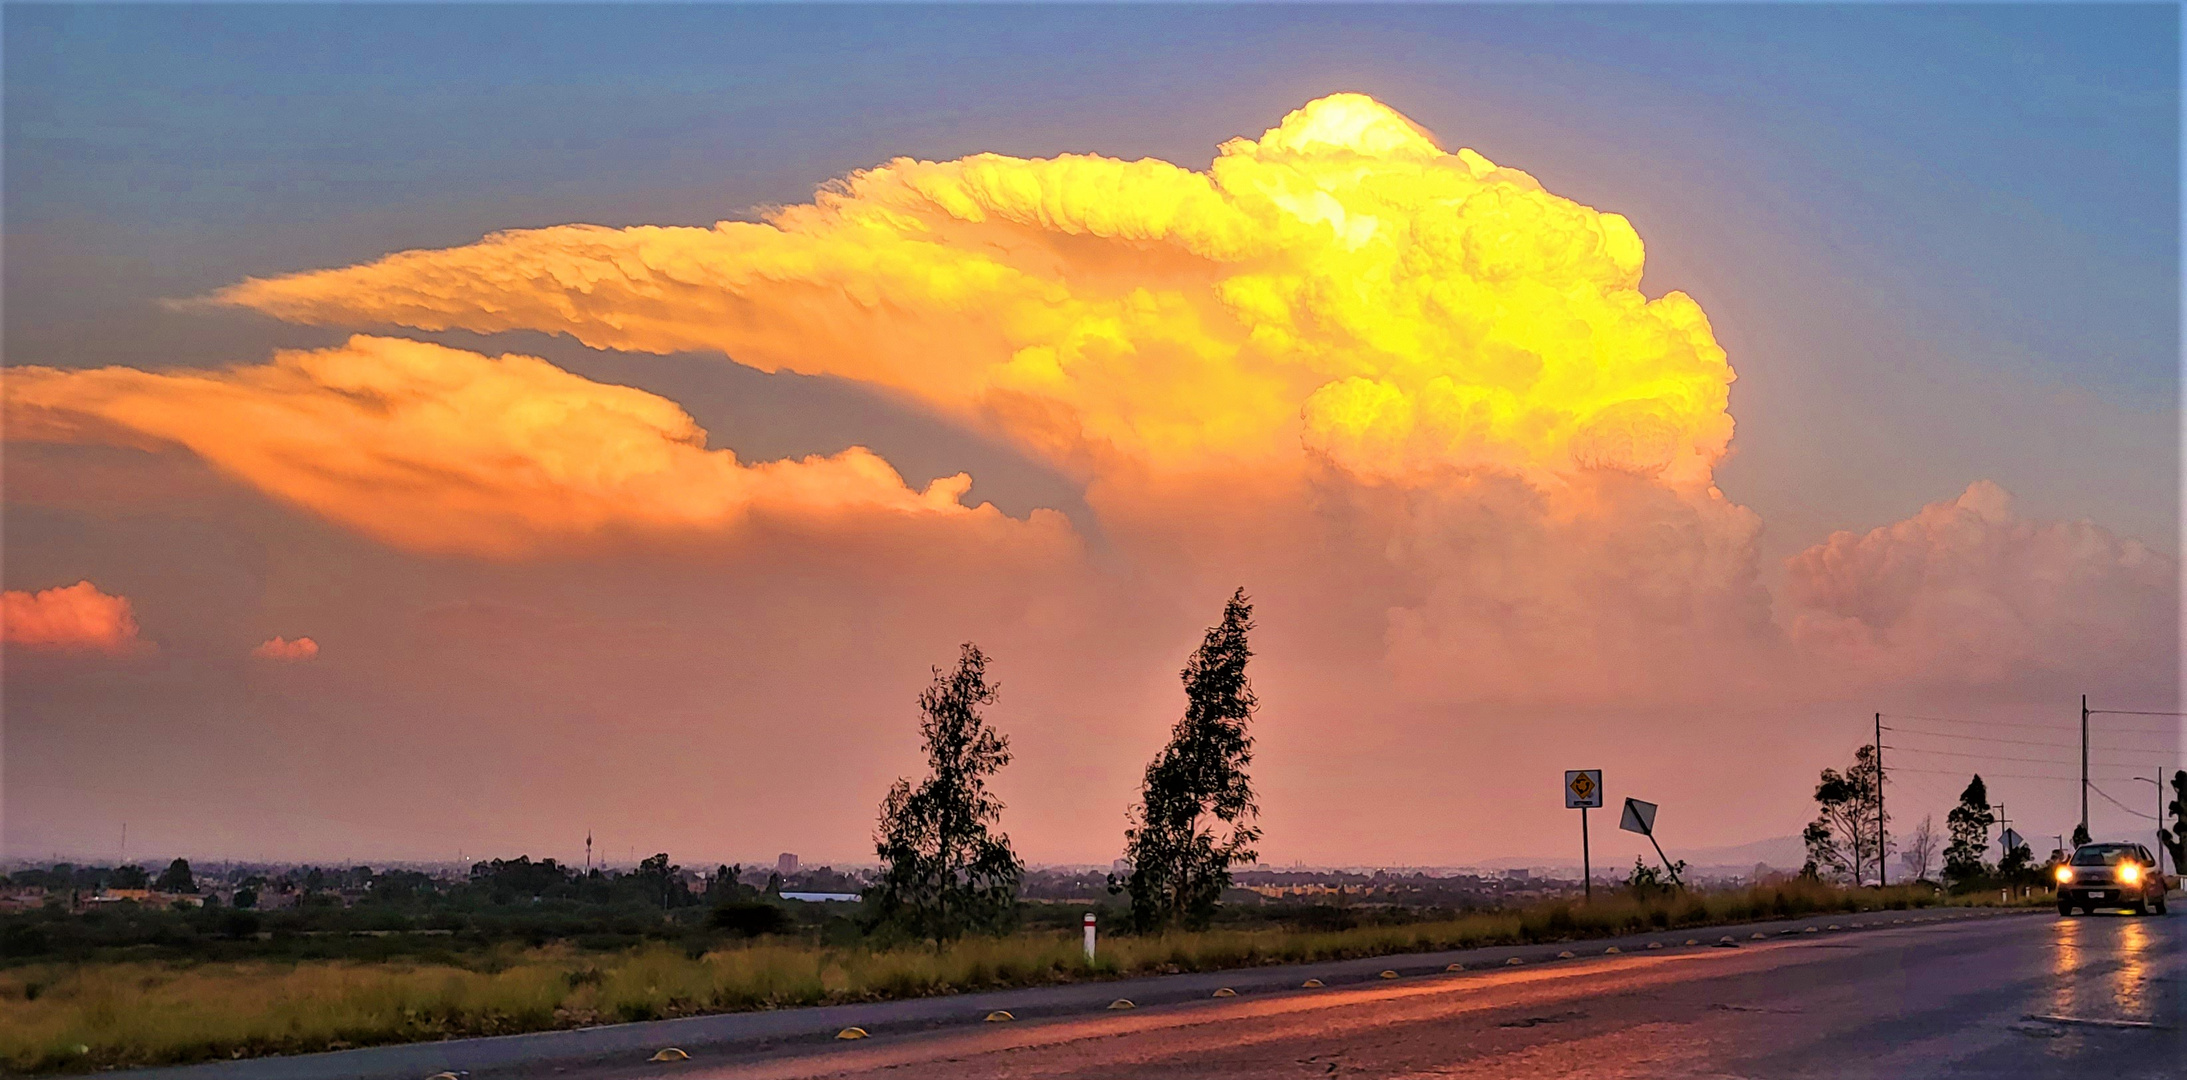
4,5 -> 2178,870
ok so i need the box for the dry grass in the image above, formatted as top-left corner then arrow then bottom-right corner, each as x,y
0,882 -> 2029,1074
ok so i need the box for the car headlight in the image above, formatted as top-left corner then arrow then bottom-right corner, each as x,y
2120,864 -> 2141,884
2055,866 -> 2074,883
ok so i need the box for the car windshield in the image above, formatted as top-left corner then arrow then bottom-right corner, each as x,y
2069,846 -> 2139,866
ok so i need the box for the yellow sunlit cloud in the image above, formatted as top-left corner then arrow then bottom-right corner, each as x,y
213,94 -> 1735,493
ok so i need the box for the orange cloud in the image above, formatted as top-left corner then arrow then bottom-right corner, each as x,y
1783,482 -> 2178,684
5,336 -> 1071,558
210,94 -> 1734,493
252,636 -> 320,662
2,581 -> 140,653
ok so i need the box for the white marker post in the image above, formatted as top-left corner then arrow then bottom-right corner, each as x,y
1566,770 -> 1603,902
1083,912 -> 1097,962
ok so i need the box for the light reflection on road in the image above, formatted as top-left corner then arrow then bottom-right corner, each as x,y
2110,918 -> 2150,1021
2048,915 -> 2079,1023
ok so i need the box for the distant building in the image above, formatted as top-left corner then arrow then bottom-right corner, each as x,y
776,852 -> 799,876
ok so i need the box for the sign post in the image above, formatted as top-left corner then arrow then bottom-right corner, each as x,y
1565,770 -> 1603,901
1083,912 -> 1096,962
1618,797 -> 1682,886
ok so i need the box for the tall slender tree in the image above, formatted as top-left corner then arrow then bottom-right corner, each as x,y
1804,745 -> 1887,884
872,643 -> 1022,941
1120,589 -> 1261,931
1943,775 -> 1995,883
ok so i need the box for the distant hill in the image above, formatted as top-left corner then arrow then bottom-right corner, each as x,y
1675,834 -> 1808,871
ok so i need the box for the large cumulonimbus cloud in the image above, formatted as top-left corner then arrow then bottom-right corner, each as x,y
9,94 -> 2170,696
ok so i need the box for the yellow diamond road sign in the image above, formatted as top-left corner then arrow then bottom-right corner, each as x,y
1565,769 -> 1603,808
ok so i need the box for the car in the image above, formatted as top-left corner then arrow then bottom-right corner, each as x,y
2055,842 -> 2168,915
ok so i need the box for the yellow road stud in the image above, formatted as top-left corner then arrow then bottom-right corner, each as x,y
1446,963 -> 1464,971
1211,987 -> 1236,997
984,1010 -> 1014,1022
1685,939 -> 1700,946
1301,978 -> 1324,988
1107,998 -> 1135,1010
1556,951 -> 1575,959
1647,942 -> 1663,949
1604,946 -> 1621,954
1379,970 -> 1399,979
649,1048 -> 690,1062
1505,957 -> 1523,966
835,1028 -> 869,1040
1751,933 -> 1767,940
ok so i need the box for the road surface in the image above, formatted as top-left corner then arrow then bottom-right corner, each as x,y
120,906 -> 2181,1080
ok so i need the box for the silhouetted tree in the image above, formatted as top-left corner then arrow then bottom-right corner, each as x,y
1119,589 -> 1261,931
872,643 -> 1023,940
1804,745 -> 1887,884
634,853 -> 686,910
154,858 -> 194,893
2071,822 -> 2091,848
110,864 -> 149,890
1944,775 -> 1995,883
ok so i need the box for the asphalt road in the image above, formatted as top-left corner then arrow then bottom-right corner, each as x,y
119,906 -> 2181,1080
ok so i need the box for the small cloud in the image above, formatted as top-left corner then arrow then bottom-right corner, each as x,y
1,580 -> 141,653
252,635 -> 320,662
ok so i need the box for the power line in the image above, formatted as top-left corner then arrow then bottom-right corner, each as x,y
2090,783 -> 2158,821
2087,710 -> 2187,718
1884,712 -> 2178,731
1881,744 -> 2170,768
1884,725 -> 2182,751
1889,766 -> 2079,782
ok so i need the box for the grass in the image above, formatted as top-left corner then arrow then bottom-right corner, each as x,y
0,882 -> 2036,1074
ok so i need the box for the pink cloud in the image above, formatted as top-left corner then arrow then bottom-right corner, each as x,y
1,581 -> 141,653
1782,481 -> 2177,685
252,636 -> 320,662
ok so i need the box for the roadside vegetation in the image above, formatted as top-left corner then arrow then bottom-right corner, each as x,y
2,880 -> 2037,1074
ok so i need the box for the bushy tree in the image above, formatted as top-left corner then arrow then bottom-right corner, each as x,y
1804,745 -> 1887,884
111,864 -> 149,890
1119,589 -> 1261,931
1944,775 -> 1995,883
634,853 -> 689,909
872,643 -> 1023,940
154,858 -> 194,894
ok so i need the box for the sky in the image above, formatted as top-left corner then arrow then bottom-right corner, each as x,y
3,4 -> 2180,871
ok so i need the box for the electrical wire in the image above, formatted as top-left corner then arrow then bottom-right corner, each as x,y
2090,783 -> 2158,821
1883,725 -> 2183,752
1885,712 -> 2179,730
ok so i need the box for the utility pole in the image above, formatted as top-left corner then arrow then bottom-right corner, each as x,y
1876,712 -> 1886,887
2080,694 -> 2089,842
